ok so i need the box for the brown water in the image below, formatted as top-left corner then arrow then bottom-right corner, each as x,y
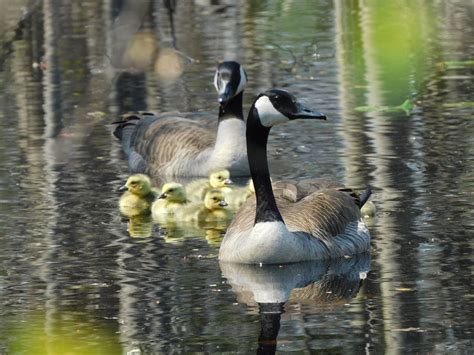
0,0 -> 473,353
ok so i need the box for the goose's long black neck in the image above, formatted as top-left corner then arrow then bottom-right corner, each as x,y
246,106 -> 284,225
218,92 -> 244,122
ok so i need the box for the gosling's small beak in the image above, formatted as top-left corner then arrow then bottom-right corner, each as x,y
289,102 -> 327,120
158,192 -> 167,199
219,200 -> 228,207
224,178 -> 233,185
118,185 -> 128,192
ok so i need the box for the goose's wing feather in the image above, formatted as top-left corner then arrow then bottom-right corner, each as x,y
226,180 -> 362,239
114,112 -> 215,173
281,188 -> 361,237
134,116 -> 215,167
272,178 -> 346,202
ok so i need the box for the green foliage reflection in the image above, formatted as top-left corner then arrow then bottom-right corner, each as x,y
6,311 -> 121,355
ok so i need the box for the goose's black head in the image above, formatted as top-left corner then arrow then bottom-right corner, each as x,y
214,61 -> 247,106
253,89 -> 327,127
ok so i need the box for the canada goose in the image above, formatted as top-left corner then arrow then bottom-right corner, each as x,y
119,174 -> 156,217
151,182 -> 188,217
218,89 -> 371,264
175,189 -> 231,224
186,169 -> 233,201
112,61 -> 249,177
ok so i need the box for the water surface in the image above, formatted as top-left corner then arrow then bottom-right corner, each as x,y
0,0 -> 473,353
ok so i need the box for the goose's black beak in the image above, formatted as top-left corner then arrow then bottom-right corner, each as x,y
118,185 -> 128,192
289,102 -> 327,120
158,192 -> 167,199
218,84 -> 236,105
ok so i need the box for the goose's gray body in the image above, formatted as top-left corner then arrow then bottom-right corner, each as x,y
220,179 -> 370,263
120,114 -> 247,177
218,90 -> 371,264
113,61 -> 249,177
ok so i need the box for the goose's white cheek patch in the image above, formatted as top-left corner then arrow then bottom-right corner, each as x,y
255,96 -> 289,127
215,75 -> 229,96
213,72 -> 219,92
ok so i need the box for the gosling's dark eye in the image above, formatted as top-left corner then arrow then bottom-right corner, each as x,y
217,176 -> 222,179
168,189 -> 174,193
130,181 -> 138,185
213,197 -> 218,201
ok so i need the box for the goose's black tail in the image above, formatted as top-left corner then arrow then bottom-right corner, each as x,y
112,112 -> 155,173
112,111 -> 155,142
359,186 -> 372,208
112,113 -> 139,141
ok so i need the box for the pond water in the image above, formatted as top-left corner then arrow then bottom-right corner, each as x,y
0,0 -> 473,353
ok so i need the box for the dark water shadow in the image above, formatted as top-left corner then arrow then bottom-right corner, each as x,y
220,253 -> 371,353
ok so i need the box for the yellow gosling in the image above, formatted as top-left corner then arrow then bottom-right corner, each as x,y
225,178 -> 255,208
186,169 -> 233,201
119,174 -> 156,217
175,189 -> 232,224
151,182 -> 188,219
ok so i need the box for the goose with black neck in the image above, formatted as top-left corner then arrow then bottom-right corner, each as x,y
113,61 -> 249,177
219,89 -> 371,264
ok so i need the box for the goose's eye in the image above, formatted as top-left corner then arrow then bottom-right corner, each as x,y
130,181 -> 138,186
217,176 -> 222,180
213,197 -> 219,201
168,189 -> 174,193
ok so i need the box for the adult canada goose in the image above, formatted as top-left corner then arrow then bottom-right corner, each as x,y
186,169 -> 233,201
112,61 -> 249,177
119,174 -> 156,217
218,89 -> 371,264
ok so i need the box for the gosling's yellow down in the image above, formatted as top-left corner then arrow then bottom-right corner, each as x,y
174,189 -> 231,223
224,178 -> 255,208
151,182 -> 188,217
186,169 -> 233,201
119,174 -> 156,217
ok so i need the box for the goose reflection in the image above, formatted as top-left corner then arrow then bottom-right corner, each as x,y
220,253 -> 370,354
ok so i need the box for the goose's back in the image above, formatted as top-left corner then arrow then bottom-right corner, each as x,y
132,116 -> 215,174
225,179 -> 363,240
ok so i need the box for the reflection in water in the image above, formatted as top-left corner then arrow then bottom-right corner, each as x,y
5,310 -> 121,354
127,215 -> 154,238
0,0 -> 473,353
221,254 -> 370,353
157,218 -> 228,246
